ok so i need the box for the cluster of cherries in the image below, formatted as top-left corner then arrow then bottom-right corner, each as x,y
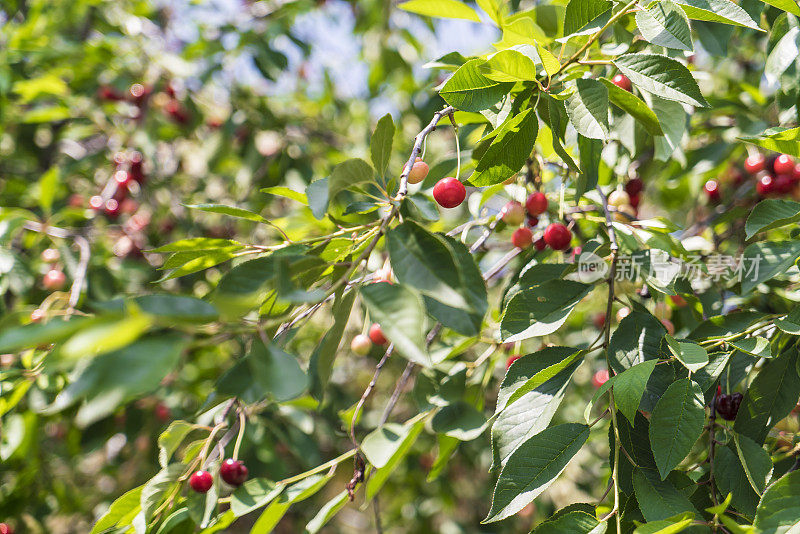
714,387 -> 743,421
87,150 -> 146,219
189,458 -> 249,494
704,152 -> 800,202
99,81 -> 190,124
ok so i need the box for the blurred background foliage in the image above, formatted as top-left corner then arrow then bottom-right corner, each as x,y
0,0 -> 798,532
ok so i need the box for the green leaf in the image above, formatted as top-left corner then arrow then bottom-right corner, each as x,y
734,347 -> 800,444
729,337 -> 772,359
480,49 -> 539,82
537,94 -> 580,171
251,474 -> 332,533
0,315 -> 91,353
760,0 -> 800,16
141,464 -> 184,521
90,486 -> 143,534
360,282 -> 431,367
745,199 -> 800,239
565,78 -> 609,140
633,513 -> 694,533
305,490 -> 349,534
370,113 -> 394,177
766,27 -> 800,80
362,423 -> 413,468
49,335 -> 187,427
633,469 -> 699,521
423,236 -> 488,336
94,295 -> 219,323
533,510 -> 605,533
754,470 -> 800,533
600,78 -> 664,135
431,401 -> 487,440
665,335 -> 709,373
715,445 -> 761,517
564,0 -> 612,36
37,166 -> 59,215
309,290 -> 356,401
501,280 -> 591,342
328,158 -> 375,199
366,414 -> 428,498
158,421 -> 195,468
503,349 -> 585,408
613,54 -> 708,107
635,0 -> 694,51
776,307 -> 800,334
614,359 -> 658,423
740,241 -> 800,293
477,0 -> 505,25
739,127 -> 800,158
157,247 -> 243,281
468,108 -> 539,186
217,341 -> 307,403
398,0 -> 482,21
733,433 -> 772,495
60,314 -> 153,362
185,203 -> 268,224
230,478 -> 283,517
672,0 -> 762,29
577,135 -> 602,199
492,349 -> 583,467
387,221 -> 472,310
483,423 -> 590,522
151,237 -> 242,253
652,96 -> 687,161
154,508 -> 190,534
439,59 -> 514,112
260,186 -> 308,205
306,178 -> 329,219
608,311 -> 666,374
536,43 -> 561,77
649,378 -> 705,479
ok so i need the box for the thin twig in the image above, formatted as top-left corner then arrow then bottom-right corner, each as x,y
396,106 -> 456,200
350,344 -> 394,449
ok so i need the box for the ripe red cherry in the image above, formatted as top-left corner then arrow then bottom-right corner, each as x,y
501,201 -> 525,226
350,334 -> 372,355
512,227 -> 533,249
527,215 -> 539,227
525,192 -> 548,216
704,180 -> 720,202
189,470 -> 213,493
624,177 -> 643,196
89,195 -> 105,210
715,391 -> 743,421
543,223 -> 572,250
592,369 -> 610,388
369,323 -> 388,345
611,74 -> 632,92
774,154 -> 794,175
592,313 -> 606,329
744,153 -> 766,174
432,177 -> 466,208
629,193 -> 641,209
220,458 -> 249,486
43,269 -> 67,290
154,403 -> 171,422
792,163 -> 800,182
105,198 -> 120,218
756,175 -> 775,196
775,174 -> 794,194
0,523 -> 14,534
506,354 -> 522,369
534,238 -> 546,251
407,157 -> 429,185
